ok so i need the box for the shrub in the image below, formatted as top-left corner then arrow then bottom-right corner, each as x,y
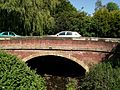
66,78 -> 78,90
0,51 -> 46,90
79,59 -> 120,90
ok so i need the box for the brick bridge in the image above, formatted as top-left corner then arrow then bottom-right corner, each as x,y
0,36 -> 120,72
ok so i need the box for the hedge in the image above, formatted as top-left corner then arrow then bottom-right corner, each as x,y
79,59 -> 120,90
0,51 -> 46,90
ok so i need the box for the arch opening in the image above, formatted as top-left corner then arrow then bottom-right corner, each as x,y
26,55 -> 86,77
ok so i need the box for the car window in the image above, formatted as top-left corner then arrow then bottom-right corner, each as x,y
9,32 -> 15,36
2,32 -> 8,35
74,32 -> 79,35
66,32 -> 72,35
59,32 -> 65,35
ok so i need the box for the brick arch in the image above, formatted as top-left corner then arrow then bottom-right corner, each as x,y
22,52 -> 89,72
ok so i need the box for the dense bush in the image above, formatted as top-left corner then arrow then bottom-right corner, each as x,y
0,51 -> 46,90
79,59 -> 120,90
66,78 -> 78,90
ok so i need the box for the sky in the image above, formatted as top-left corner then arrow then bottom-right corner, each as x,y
69,0 -> 120,15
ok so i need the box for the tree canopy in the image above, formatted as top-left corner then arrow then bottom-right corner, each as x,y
106,2 -> 119,12
0,0 -> 120,38
0,0 -> 56,36
95,0 -> 103,11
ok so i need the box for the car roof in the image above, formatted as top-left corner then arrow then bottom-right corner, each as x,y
59,31 -> 78,33
0,31 -> 14,33
60,31 -> 73,32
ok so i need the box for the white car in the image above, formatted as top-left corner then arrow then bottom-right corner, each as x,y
55,31 -> 81,37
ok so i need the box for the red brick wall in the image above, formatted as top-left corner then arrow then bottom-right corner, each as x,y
0,37 -> 119,71
0,37 -> 117,52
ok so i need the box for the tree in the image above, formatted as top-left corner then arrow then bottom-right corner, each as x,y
106,2 -> 119,12
108,10 -> 120,37
95,0 -> 103,11
91,7 -> 120,38
0,0 -> 56,36
49,0 -> 78,34
92,8 -> 111,37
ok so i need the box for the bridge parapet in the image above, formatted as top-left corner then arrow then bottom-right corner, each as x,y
0,36 -> 120,41
0,36 -> 119,53
0,36 -> 120,42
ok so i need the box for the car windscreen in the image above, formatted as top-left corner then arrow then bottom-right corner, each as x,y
2,32 -> 8,35
59,32 -> 65,35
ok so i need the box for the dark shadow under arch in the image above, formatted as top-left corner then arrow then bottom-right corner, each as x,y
26,55 -> 86,77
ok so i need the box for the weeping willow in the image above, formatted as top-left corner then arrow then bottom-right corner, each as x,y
0,0 -> 58,36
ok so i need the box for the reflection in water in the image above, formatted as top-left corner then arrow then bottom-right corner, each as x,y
26,55 -> 85,90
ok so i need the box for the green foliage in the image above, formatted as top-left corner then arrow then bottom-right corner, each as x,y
53,2 -> 91,36
0,0 -> 120,37
0,0 -> 56,36
66,78 -> 78,90
79,59 -> 120,90
108,10 -> 120,37
92,8 -> 120,37
92,8 -> 111,37
0,51 -> 46,90
46,0 -> 78,35
106,2 -> 119,12
95,0 -> 103,11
